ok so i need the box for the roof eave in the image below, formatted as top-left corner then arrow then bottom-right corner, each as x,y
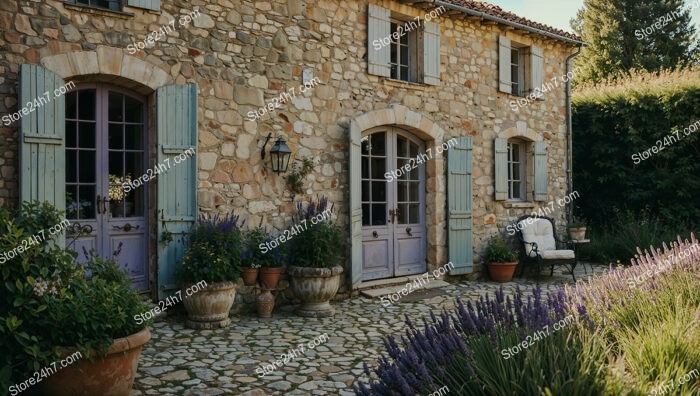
424,0 -> 587,46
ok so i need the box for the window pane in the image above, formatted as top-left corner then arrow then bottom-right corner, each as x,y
400,45 -> 408,66
109,92 -> 123,122
512,182 -> 521,199
78,151 -> 95,183
361,156 -> 369,179
124,95 -> 142,123
78,185 -> 96,219
125,124 -> 143,150
362,204 -> 370,226
78,90 -> 96,120
397,136 -> 408,158
370,158 -> 386,179
371,181 -> 386,201
361,136 -> 369,155
108,151 -> 123,177
66,121 -> 77,148
397,203 -> 408,224
361,181 -> 370,201
400,66 -> 409,81
397,181 -> 407,202
512,144 -> 520,161
409,142 -> 419,158
66,150 -> 77,183
370,133 -> 386,156
512,163 -> 520,180
78,122 -> 96,149
409,182 -> 419,201
371,204 -> 386,225
409,203 -> 419,224
66,185 -> 78,220
66,92 -> 77,119
109,123 -> 123,150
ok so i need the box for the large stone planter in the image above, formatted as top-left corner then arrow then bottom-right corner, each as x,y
40,327 -> 151,396
288,265 -> 343,317
182,281 -> 236,329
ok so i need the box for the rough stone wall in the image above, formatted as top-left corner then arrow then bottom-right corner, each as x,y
0,0 -> 576,287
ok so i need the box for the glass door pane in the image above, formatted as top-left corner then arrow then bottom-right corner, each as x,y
65,90 -> 97,220
361,132 -> 388,226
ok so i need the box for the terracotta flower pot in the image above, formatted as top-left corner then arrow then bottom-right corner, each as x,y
288,265 -> 343,317
241,267 -> 259,286
182,281 -> 236,329
569,227 -> 587,241
259,267 -> 283,289
257,289 -> 275,318
40,327 -> 151,396
487,261 -> 518,282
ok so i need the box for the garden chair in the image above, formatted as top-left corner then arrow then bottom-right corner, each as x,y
514,215 -> 577,281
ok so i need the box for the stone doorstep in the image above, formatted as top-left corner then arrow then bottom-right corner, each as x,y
359,276 -> 451,299
355,272 -> 435,291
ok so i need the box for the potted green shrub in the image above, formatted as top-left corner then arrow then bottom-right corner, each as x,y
485,235 -> 519,282
568,218 -> 587,241
0,202 -> 150,396
176,213 -> 243,329
286,197 -> 343,317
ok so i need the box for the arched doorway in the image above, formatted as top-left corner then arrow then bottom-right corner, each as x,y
65,84 -> 149,291
360,126 -> 427,281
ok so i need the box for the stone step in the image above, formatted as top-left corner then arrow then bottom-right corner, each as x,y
360,278 -> 450,298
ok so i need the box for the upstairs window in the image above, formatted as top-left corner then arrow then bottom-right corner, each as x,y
389,20 -> 419,82
367,4 -> 441,86
499,36 -> 544,98
66,0 -> 122,11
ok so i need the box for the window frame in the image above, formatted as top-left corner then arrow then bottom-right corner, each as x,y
65,0 -> 122,12
389,17 -> 421,83
510,45 -> 529,97
507,140 -> 527,201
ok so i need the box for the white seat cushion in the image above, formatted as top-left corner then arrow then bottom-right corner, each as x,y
540,249 -> 575,260
518,218 -> 556,258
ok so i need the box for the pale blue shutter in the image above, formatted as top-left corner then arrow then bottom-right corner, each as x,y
349,124 -> 363,287
530,45 -> 544,99
494,138 -> 508,201
423,21 -> 440,86
534,141 -> 548,201
19,64 -> 66,244
367,4 -> 391,77
156,84 -> 197,299
498,36 -> 512,94
448,137 -> 473,275
127,0 -> 160,11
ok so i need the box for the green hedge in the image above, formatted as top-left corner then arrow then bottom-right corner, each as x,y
572,68 -> 700,228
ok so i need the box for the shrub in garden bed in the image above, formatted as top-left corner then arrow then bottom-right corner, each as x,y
355,234 -> 700,395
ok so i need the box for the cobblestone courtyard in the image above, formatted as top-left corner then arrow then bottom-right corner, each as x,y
133,264 -> 606,396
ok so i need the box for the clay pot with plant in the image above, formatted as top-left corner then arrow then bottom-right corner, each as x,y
175,213 -> 244,329
0,201 -> 152,396
485,235 -> 519,282
568,218 -> 588,241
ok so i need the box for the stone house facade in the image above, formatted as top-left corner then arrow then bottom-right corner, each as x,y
0,0 -> 584,302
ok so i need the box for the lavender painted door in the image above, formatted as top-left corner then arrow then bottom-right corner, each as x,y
360,128 -> 426,281
65,86 -> 149,291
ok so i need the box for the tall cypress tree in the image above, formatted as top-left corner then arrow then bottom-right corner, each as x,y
571,0 -> 698,84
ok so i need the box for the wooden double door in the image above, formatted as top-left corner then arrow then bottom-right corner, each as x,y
64,85 -> 149,291
360,128 -> 427,281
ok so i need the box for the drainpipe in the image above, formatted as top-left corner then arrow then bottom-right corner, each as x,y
565,45 -> 583,223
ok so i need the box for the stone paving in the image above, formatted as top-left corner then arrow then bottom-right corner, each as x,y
132,264 -> 608,396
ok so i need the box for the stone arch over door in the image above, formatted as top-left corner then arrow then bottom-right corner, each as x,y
348,105 -> 447,287
39,46 -> 173,94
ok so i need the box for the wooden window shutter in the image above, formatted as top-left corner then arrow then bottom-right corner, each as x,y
19,64 -> 67,245
423,20 -> 440,86
367,4 -> 391,77
127,0 -> 161,11
530,45 -> 544,99
448,137 -> 473,274
349,122 -> 363,287
156,84 -> 197,300
534,140 -> 548,201
494,138 -> 508,201
498,36 -> 512,94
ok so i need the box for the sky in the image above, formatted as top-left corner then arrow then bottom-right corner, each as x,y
488,0 -> 700,34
